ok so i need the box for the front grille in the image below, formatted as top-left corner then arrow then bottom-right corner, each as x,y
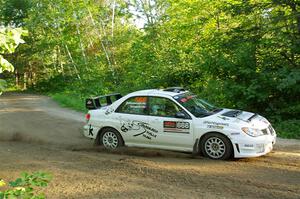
262,125 -> 275,135
268,125 -> 275,135
262,129 -> 268,135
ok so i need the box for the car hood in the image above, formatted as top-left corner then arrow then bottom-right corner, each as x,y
216,108 -> 270,130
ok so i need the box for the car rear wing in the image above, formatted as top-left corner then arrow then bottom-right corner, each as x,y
85,93 -> 122,110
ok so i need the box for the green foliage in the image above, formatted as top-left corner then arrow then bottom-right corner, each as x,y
273,120 -> 300,139
0,79 -> 6,94
0,27 -> 27,73
0,172 -> 52,199
51,92 -> 85,112
0,0 -> 299,138
0,27 -> 27,93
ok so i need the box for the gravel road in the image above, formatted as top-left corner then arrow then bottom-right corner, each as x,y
0,92 -> 299,199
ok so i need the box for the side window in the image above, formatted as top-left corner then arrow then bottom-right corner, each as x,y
117,96 -> 148,115
149,97 -> 181,117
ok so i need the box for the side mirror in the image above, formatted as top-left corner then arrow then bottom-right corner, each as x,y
175,112 -> 187,119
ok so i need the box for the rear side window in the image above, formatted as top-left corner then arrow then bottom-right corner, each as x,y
116,96 -> 148,115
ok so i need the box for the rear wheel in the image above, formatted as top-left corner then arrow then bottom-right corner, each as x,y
200,133 -> 233,160
100,128 -> 124,150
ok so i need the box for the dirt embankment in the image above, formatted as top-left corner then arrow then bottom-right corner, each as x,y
0,92 -> 299,199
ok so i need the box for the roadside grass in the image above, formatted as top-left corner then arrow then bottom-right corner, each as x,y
50,92 -> 86,112
5,86 -> 22,92
48,92 -> 299,140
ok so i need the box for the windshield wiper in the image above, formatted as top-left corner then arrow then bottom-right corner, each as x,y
195,112 -> 212,117
212,108 -> 223,113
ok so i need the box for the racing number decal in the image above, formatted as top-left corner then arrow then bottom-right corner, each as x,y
163,121 -> 190,134
176,122 -> 190,129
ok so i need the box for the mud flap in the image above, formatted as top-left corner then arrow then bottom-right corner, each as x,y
192,138 -> 200,156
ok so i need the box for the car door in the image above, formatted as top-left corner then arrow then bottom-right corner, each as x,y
114,96 -> 153,145
147,96 -> 194,150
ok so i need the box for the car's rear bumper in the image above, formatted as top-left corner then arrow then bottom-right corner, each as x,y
83,124 -> 99,139
83,125 -> 89,137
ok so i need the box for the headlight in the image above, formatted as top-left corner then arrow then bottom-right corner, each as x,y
241,127 -> 264,137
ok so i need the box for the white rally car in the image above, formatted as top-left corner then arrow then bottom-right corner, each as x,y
83,87 -> 276,160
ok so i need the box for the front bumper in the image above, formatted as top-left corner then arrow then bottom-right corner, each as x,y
233,134 -> 276,158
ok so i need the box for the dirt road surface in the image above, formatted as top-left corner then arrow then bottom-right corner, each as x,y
0,92 -> 299,199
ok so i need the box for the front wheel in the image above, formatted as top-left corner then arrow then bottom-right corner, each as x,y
101,128 -> 124,150
200,133 -> 233,160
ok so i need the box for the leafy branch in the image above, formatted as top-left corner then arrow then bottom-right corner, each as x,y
0,27 -> 28,73
0,172 -> 52,199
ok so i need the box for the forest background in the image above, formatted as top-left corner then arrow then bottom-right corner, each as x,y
0,0 -> 299,138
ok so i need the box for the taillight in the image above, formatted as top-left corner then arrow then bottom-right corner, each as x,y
85,113 -> 91,122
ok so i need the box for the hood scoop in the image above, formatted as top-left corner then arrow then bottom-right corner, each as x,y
222,110 -> 242,117
222,110 -> 257,122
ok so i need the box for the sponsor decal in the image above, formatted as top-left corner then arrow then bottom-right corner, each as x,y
230,132 -> 240,135
105,108 -> 114,115
207,125 -> 224,129
218,116 -> 230,121
203,121 -> 229,126
179,96 -> 193,103
163,121 -> 190,134
120,120 -> 158,140
134,97 -> 147,103
88,124 -> 94,136
125,102 -> 147,109
180,98 -> 187,103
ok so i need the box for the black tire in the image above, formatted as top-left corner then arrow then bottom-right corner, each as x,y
200,133 -> 233,160
100,128 -> 124,150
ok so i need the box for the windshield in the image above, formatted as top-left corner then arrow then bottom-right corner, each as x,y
174,93 -> 222,118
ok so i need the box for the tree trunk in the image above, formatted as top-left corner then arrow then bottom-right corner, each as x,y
23,72 -> 27,90
15,69 -> 19,87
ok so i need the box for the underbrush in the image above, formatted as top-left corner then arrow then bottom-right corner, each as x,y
0,172 -> 51,199
50,92 -> 86,112
273,119 -> 300,139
